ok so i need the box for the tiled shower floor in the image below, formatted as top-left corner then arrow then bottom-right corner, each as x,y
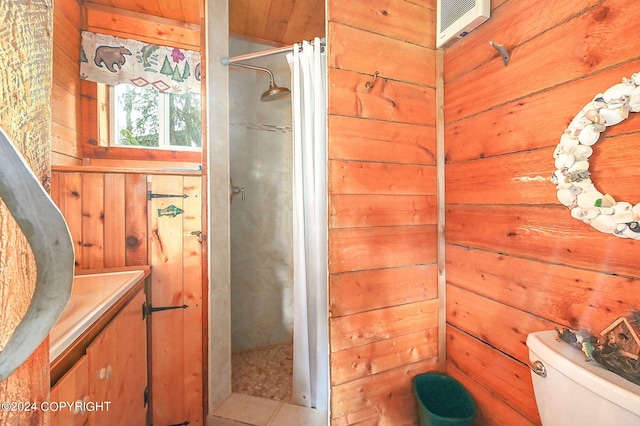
231,341 -> 293,402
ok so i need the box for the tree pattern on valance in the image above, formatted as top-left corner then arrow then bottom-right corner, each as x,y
80,31 -> 201,94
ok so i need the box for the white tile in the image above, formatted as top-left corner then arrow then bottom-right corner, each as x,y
268,403 -> 328,426
212,393 -> 281,426
207,414 -> 253,426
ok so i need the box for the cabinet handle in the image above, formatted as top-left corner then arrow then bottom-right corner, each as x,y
74,399 -> 83,414
74,395 -> 90,414
99,365 -> 113,380
80,395 -> 90,414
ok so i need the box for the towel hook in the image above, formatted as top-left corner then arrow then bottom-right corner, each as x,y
365,71 -> 380,92
490,41 -> 510,66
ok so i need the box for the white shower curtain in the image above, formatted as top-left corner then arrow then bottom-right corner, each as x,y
287,38 -> 329,410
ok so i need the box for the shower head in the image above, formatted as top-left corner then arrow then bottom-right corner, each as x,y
261,81 -> 291,102
228,62 -> 291,102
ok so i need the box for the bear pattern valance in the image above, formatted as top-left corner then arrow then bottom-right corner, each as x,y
80,31 -> 201,94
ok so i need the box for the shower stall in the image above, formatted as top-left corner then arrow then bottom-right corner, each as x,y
227,36 -> 328,409
228,37 -> 295,398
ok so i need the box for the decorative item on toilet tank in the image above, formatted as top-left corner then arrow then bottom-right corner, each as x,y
556,310 -> 640,386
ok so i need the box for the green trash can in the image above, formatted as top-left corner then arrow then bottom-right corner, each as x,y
413,373 -> 477,426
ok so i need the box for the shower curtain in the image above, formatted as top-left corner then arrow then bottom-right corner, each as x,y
287,38 -> 328,410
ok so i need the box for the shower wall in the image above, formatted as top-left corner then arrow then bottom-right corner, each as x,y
229,38 -> 294,352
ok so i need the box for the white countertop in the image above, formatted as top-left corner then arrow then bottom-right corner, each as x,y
49,270 -> 145,361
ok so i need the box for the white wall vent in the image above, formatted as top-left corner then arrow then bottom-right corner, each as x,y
436,0 -> 490,49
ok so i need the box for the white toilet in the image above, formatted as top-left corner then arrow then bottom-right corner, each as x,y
526,330 -> 640,425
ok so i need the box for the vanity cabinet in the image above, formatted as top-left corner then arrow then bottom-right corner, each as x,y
50,288 -> 147,426
49,356 -> 89,426
88,289 -> 147,425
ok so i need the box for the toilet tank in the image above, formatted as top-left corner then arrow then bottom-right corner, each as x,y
526,330 -> 640,426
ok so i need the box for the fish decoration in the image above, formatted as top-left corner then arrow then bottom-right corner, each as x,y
158,204 -> 184,217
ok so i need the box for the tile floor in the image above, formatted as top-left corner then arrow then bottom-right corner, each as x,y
208,341 -> 327,425
207,393 -> 328,426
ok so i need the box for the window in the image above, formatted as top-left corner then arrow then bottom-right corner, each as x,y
111,84 -> 202,150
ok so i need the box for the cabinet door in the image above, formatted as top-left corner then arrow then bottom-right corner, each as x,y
88,289 -> 147,425
50,356 -> 89,426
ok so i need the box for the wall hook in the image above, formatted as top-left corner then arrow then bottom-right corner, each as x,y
365,71 -> 379,92
490,41 -> 510,66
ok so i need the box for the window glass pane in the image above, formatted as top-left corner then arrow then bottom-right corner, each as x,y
114,84 -> 159,147
169,92 -> 202,148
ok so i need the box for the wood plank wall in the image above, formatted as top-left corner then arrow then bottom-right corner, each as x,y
444,0 -> 640,423
50,171 -> 149,270
52,0 -> 82,165
327,1 -> 439,424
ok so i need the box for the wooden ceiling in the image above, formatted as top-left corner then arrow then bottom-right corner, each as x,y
82,0 -> 202,24
229,0 -> 325,46
82,0 -> 325,46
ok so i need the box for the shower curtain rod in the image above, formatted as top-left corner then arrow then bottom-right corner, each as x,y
221,38 -> 326,65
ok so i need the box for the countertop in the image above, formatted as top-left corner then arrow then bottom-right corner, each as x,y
49,270 -> 146,362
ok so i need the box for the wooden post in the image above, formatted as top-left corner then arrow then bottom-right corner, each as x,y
0,1 -> 54,424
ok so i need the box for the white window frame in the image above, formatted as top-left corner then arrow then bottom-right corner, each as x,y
109,84 -> 201,151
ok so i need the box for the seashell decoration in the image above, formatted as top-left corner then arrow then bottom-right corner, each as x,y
630,72 -> 640,85
588,214 -> 618,234
577,125 -> 600,146
629,86 -> 640,112
572,145 -> 593,161
554,153 -> 575,169
552,72 -> 640,239
557,188 -> 577,207
599,107 -> 628,126
602,82 -> 635,103
577,189 -> 604,209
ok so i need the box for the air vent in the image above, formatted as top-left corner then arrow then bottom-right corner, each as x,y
436,0 -> 490,49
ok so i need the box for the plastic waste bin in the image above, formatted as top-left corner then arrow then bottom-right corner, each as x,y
413,373 -> 477,426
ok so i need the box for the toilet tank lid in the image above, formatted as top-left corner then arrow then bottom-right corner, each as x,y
527,330 -> 640,417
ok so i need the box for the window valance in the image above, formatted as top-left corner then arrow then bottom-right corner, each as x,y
80,31 -> 201,94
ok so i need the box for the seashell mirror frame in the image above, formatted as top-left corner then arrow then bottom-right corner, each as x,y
551,72 -> 640,239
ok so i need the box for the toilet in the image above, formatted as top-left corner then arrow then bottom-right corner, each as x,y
526,330 -> 640,425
